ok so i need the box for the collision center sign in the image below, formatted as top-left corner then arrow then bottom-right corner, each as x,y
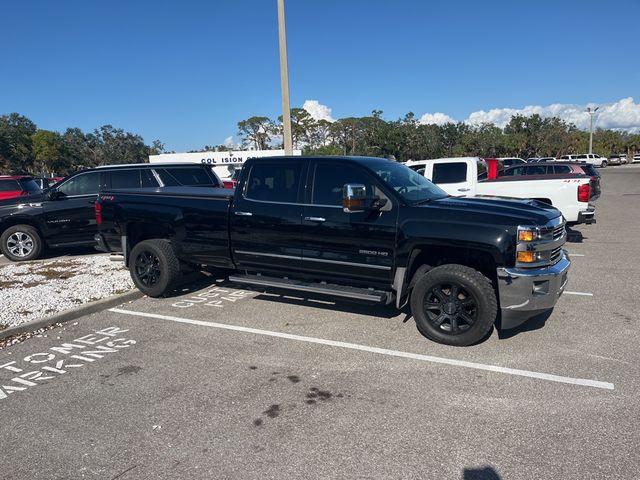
149,149 -> 302,166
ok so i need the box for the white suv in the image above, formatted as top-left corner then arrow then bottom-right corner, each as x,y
559,154 -> 608,167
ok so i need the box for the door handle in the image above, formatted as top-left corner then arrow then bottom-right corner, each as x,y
304,216 -> 326,222
234,211 -> 253,216
457,188 -> 471,192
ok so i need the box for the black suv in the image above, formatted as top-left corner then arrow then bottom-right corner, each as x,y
0,163 -> 222,261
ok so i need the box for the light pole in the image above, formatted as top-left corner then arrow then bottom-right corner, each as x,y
586,106 -> 599,154
277,0 -> 293,155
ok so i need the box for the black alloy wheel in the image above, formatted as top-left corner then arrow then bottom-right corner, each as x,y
423,282 -> 478,335
410,264 -> 497,346
129,239 -> 180,297
134,250 -> 162,288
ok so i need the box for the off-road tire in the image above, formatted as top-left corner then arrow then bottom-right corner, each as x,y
129,239 -> 180,297
410,264 -> 497,346
0,225 -> 43,262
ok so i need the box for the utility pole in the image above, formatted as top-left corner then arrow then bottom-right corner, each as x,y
586,106 -> 599,154
277,0 -> 293,155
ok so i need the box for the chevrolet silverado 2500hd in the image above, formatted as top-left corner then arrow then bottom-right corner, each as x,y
96,156 -> 570,346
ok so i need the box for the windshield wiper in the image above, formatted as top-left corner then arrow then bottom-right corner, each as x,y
413,198 -> 433,205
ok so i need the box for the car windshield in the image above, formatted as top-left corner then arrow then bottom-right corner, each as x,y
370,161 -> 448,203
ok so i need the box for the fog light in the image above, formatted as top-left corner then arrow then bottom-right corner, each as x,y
517,251 -> 536,263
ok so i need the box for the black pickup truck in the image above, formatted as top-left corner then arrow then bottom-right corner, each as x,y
96,156 -> 570,346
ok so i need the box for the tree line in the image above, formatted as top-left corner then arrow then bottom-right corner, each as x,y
3,109 -> 639,176
0,113 -> 164,176
235,109 -> 640,161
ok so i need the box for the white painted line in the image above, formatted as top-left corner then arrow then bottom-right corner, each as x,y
109,308 -> 614,391
564,291 -> 594,297
569,254 -> 585,257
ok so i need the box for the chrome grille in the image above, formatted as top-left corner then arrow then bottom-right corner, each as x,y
550,247 -> 562,263
553,224 -> 565,240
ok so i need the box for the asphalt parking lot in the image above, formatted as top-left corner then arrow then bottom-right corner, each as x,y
1,166 -> 639,479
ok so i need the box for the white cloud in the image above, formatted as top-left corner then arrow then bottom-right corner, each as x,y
464,97 -> 640,131
303,99 -> 334,122
223,135 -> 234,147
418,112 -> 456,125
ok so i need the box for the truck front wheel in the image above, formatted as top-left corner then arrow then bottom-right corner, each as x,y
129,239 -> 180,297
410,264 -> 497,346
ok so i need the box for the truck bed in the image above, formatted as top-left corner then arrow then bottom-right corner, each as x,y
98,186 -> 235,269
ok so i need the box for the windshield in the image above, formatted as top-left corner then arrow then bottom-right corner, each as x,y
371,161 -> 448,203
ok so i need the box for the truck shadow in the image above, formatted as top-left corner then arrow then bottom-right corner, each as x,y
497,309 -> 553,339
566,226 -> 586,243
167,273 -> 549,344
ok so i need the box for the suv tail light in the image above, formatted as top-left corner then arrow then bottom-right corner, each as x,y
578,183 -> 590,202
95,202 -> 102,225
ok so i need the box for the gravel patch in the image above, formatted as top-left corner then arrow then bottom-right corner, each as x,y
0,255 -> 134,328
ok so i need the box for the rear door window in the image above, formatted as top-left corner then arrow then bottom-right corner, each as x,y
245,161 -> 303,203
552,165 -> 571,174
141,169 -> 159,187
158,167 -> 215,186
431,163 -> 467,184
110,170 -> 142,189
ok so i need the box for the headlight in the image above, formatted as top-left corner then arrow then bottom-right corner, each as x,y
518,227 -> 539,242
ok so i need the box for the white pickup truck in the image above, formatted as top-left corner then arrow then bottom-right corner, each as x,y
405,157 -> 596,224
558,154 -> 608,167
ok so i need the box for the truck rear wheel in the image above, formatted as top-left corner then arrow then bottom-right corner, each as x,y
410,264 -> 497,346
129,239 -> 180,297
0,225 -> 43,262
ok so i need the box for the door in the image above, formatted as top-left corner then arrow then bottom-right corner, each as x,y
300,160 -> 397,286
230,159 -> 307,274
427,161 -> 473,196
44,171 -> 105,245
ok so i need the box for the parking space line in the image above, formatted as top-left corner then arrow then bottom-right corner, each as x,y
109,308 -> 614,391
569,254 -> 585,257
564,291 -> 594,296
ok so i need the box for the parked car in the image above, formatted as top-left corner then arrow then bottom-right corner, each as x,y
0,176 -> 41,201
499,162 -> 601,200
633,154 -> 640,164
607,154 -> 627,166
222,168 -> 242,189
406,157 -> 596,224
558,154 -> 608,167
0,163 -> 222,262
499,157 -> 526,167
97,155 -> 570,346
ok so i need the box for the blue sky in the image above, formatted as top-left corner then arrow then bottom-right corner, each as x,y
2,0 -> 639,151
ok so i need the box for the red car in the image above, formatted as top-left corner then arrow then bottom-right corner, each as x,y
0,176 -> 42,201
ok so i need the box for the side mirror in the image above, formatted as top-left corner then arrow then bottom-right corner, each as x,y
49,189 -> 63,200
342,184 -> 368,213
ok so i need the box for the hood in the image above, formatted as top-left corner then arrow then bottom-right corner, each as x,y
420,196 -> 561,227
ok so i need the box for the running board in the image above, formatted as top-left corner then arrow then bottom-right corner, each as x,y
228,274 -> 392,304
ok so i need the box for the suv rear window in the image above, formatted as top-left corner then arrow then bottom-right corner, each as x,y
0,179 -> 20,192
432,163 -> 467,184
156,167 -> 217,187
19,179 -> 41,193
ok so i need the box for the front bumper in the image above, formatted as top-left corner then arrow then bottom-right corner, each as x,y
496,250 -> 570,329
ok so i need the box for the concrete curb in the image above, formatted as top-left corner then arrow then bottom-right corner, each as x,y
0,289 -> 145,341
